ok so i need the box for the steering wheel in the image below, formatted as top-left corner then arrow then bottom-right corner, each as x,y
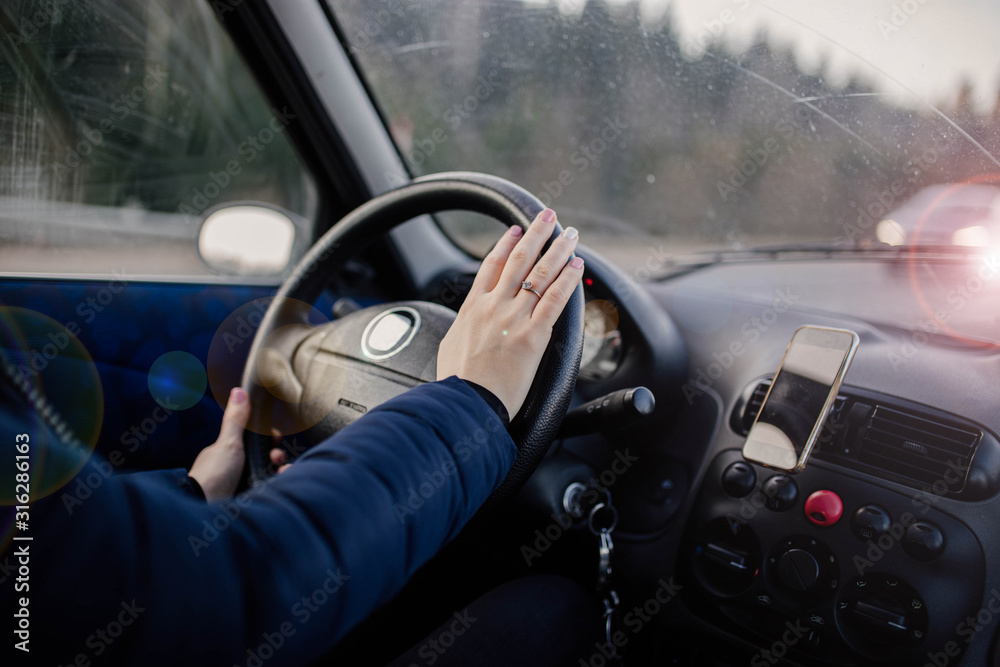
239,172 -> 584,509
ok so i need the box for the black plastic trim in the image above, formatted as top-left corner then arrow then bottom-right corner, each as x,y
731,378 -> 1000,502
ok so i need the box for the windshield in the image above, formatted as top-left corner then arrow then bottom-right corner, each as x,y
329,0 -> 1000,262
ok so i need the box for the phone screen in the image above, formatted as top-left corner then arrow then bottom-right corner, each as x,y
742,326 -> 859,472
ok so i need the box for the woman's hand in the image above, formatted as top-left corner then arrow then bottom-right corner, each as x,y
189,387 -> 250,501
437,208 -> 584,419
190,389 -> 292,500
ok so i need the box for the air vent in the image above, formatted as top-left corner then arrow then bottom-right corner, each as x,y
859,406 -> 980,491
738,378 -> 846,447
740,379 -> 772,433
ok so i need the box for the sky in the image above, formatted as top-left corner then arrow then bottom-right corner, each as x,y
532,0 -> 1000,114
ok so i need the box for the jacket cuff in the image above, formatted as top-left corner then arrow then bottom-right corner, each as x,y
184,475 -> 206,500
461,380 -> 510,427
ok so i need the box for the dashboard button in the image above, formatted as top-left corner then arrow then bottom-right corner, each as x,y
902,521 -> 945,561
804,490 -> 843,526
851,505 -> 891,541
721,461 -> 756,498
762,474 -> 798,511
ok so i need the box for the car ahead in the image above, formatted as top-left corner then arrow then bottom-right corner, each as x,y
2,0 -> 1000,666
871,183 -> 1000,249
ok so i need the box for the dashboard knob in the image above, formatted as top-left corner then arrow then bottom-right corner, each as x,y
777,548 -> 820,591
722,462 -> 756,498
762,474 -> 798,511
851,505 -> 891,541
804,490 -> 843,526
902,521 -> 945,561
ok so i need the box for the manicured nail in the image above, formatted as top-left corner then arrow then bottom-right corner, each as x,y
539,208 -> 557,223
570,257 -> 584,269
562,226 -> 578,240
231,387 -> 247,404
509,225 -> 523,238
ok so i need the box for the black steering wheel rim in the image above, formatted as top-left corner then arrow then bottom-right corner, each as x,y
240,172 -> 585,509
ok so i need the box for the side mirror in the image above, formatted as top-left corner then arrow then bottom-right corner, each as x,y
197,204 -> 303,277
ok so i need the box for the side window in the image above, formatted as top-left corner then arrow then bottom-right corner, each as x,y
0,0 -> 317,278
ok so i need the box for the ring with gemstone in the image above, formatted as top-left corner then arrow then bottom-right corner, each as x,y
521,280 -> 542,298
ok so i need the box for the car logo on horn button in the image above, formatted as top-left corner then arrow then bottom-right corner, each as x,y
361,307 -> 421,360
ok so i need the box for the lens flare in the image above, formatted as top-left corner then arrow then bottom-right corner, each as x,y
0,307 -> 102,505
207,297 -> 341,435
148,351 -> 207,410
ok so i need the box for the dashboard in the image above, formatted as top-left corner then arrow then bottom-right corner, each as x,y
553,249 -> 1000,666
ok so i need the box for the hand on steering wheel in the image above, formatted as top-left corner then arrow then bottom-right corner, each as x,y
438,208 -> 583,418
194,208 -> 583,498
238,172 -> 585,508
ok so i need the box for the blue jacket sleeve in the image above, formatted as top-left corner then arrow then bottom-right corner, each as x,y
17,376 -> 516,666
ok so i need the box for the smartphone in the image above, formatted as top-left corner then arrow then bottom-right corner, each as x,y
742,326 -> 860,472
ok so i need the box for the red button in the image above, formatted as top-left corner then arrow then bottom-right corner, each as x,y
804,490 -> 843,527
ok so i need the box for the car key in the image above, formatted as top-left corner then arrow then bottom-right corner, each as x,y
589,496 -> 623,662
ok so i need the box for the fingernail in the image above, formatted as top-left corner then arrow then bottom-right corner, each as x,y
539,208 -> 557,223
231,387 -> 247,404
509,225 -> 523,238
570,257 -> 584,269
562,226 -> 578,240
